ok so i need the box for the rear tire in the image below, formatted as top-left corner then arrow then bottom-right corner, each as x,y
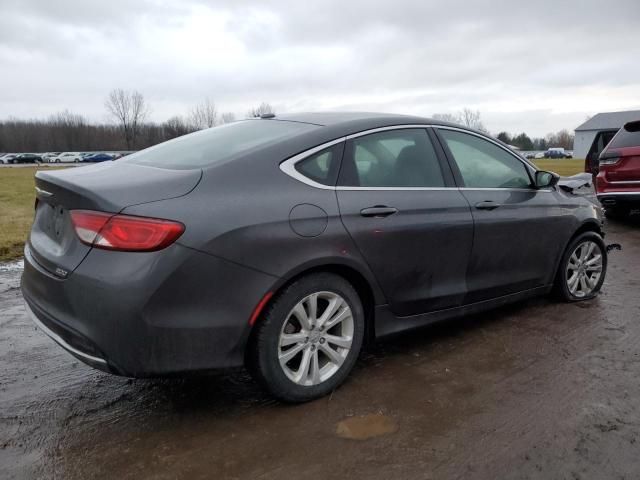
248,273 -> 365,403
554,232 -> 607,302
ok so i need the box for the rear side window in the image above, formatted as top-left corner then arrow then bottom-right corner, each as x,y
438,129 -> 532,188
607,121 -> 640,149
339,129 -> 446,187
295,143 -> 344,186
124,120 -> 318,169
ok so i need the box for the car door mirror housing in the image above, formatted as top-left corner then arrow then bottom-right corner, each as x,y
535,170 -> 559,189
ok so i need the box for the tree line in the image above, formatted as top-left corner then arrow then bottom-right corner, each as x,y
0,90 -> 573,153
433,109 -> 575,151
0,89 -> 274,153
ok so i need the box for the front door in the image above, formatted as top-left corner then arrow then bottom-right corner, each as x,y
435,127 -> 572,304
337,127 -> 474,316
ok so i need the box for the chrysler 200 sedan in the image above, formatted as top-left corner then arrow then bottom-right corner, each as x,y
22,112 -> 607,402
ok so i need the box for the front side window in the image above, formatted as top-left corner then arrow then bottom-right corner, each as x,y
339,129 -> 445,187
438,129 -> 532,188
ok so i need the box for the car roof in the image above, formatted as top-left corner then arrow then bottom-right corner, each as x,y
272,111 -> 459,130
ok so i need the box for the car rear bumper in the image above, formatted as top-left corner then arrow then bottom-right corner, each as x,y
21,242 -> 278,376
597,191 -> 640,208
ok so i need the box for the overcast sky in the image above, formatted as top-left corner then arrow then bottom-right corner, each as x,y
2,0 -> 639,136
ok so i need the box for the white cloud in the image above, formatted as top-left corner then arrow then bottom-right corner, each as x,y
1,0 -> 639,136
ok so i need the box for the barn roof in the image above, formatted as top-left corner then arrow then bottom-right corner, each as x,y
575,110 -> 640,131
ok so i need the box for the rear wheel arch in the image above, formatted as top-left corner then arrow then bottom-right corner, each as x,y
253,262 -> 380,344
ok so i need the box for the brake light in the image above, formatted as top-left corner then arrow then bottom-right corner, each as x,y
599,157 -> 620,166
70,210 -> 184,252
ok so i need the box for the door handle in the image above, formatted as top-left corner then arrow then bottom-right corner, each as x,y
360,206 -> 398,218
475,200 -> 501,210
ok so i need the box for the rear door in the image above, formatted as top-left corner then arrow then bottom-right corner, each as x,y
336,127 -> 474,316
434,127 -> 572,304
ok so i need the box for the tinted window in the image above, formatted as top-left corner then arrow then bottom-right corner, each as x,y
339,129 -> 445,187
608,122 -> 640,149
124,120 -> 318,169
439,129 -> 532,188
294,143 -> 344,186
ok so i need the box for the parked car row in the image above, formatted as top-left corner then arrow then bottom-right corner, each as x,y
0,151 -> 134,164
524,148 -> 574,160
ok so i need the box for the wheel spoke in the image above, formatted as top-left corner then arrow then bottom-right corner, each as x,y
568,253 -> 580,269
279,343 -> 305,365
579,273 -> 588,294
585,254 -> 602,266
291,302 -> 311,330
319,343 -> 343,366
324,333 -> 352,349
280,332 -> 307,347
568,272 -> 580,292
306,293 -> 318,325
579,244 -> 588,261
309,350 -> 320,384
323,307 -> 351,331
317,296 -> 343,328
295,348 -> 312,383
585,273 -> 597,289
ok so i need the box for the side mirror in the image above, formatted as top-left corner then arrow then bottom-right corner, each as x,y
535,170 -> 559,189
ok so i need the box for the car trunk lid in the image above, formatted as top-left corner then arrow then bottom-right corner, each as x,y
28,162 -> 201,277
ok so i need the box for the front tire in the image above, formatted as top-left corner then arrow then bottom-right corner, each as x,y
248,273 -> 365,403
554,232 -> 607,302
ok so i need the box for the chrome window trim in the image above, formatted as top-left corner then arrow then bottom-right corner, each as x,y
279,136 -> 347,190
279,124 -> 543,191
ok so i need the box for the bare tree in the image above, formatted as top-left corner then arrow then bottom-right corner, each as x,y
47,110 -> 89,151
432,113 -> 461,124
163,116 -> 193,139
459,108 -> 486,132
189,98 -> 218,130
105,89 -> 150,149
220,112 -> 236,124
247,102 -> 275,118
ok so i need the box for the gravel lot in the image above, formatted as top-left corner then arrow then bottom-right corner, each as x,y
1,215 -> 639,480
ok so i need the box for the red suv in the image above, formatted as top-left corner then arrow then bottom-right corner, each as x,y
596,120 -> 640,218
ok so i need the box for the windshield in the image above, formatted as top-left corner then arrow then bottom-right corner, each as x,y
123,120 -> 318,169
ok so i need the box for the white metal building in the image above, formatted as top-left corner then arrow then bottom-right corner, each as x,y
573,110 -> 640,159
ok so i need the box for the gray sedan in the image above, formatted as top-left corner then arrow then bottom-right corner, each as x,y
21,112 -> 607,402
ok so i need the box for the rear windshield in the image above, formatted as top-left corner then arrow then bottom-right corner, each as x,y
124,120 -> 318,169
608,122 -> 640,150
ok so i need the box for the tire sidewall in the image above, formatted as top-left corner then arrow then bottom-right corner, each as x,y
252,273 -> 365,402
556,232 -> 607,302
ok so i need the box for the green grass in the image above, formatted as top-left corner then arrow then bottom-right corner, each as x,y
532,158 -> 584,177
0,167 -> 66,262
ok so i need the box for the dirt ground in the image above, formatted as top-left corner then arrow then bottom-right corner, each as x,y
1,215 -> 639,480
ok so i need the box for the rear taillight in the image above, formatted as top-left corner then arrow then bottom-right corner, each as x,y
599,157 -> 620,166
70,210 -> 184,252
599,150 -> 621,166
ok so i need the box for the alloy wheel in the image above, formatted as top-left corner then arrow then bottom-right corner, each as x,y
566,240 -> 603,298
278,291 -> 354,386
